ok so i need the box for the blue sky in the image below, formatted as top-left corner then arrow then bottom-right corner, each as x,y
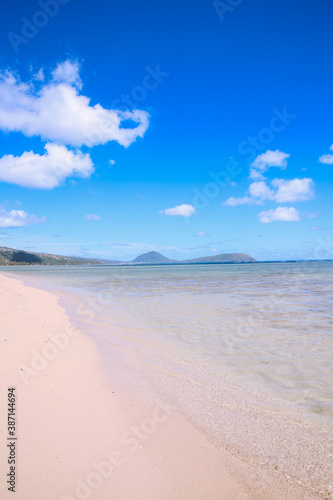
0,0 -> 332,261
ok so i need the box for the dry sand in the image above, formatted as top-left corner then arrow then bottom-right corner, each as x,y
0,273 -> 249,500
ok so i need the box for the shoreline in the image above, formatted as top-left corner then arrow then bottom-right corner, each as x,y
1,268 -> 331,499
0,273 -> 249,499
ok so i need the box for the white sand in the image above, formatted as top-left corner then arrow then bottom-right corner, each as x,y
0,273 -> 249,500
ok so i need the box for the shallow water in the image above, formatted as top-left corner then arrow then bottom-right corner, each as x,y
2,261 -> 333,498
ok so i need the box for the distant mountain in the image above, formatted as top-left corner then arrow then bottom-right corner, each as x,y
0,246 -> 115,266
182,253 -> 256,264
131,251 -> 255,265
0,246 -> 255,267
131,251 -> 177,264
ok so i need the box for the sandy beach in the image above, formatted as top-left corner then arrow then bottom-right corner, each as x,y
0,273 -> 250,500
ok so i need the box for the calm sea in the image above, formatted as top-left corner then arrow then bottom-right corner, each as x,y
2,261 -> 333,498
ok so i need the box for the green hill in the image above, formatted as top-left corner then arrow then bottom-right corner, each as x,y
0,246 -> 113,266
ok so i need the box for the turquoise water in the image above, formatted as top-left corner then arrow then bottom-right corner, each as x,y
2,261 -> 333,498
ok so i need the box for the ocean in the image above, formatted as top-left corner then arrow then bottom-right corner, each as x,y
2,261 -> 333,498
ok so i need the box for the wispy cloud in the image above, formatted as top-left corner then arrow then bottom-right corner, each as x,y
223,196 -> 263,206
106,242 -> 130,246
159,204 -> 196,217
193,231 -> 210,237
0,209 -> 46,228
85,213 -> 101,221
258,206 -> 301,223
34,68 -> 45,82
310,225 -> 332,231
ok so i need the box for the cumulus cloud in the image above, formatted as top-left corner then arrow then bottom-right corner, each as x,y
248,181 -> 274,200
224,178 -> 314,206
271,178 -> 314,202
250,150 -> 290,179
159,204 -> 196,217
85,213 -> 101,221
319,155 -> 333,164
319,144 -> 333,164
0,60 -> 149,148
0,143 -> 94,189
0,208 -> 46,227
258,206 -> 301,223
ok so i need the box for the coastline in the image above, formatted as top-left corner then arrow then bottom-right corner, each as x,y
0,273 -> 249,500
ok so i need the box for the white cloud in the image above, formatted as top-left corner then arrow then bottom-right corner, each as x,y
0,60 -> 149,148
224,178 -> 314,206
51,60 -> 82,89
85,213 -> 101,221
248,181 -> 274,200
106,242 -> 130,246
193,231 -> 210,237
319,144 -> 333,164
258,206 -> 301,223
0,209 -> 46,228
319,154 -> 333,164
318,144 -> 333,164
271,178 -> 314,202
109,159 -> 116,166
223,196 -> 263,206
250,150 -> 290,179
34,68 -> 45,82
0,143 -> 94,189
159,204 -> 196,217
